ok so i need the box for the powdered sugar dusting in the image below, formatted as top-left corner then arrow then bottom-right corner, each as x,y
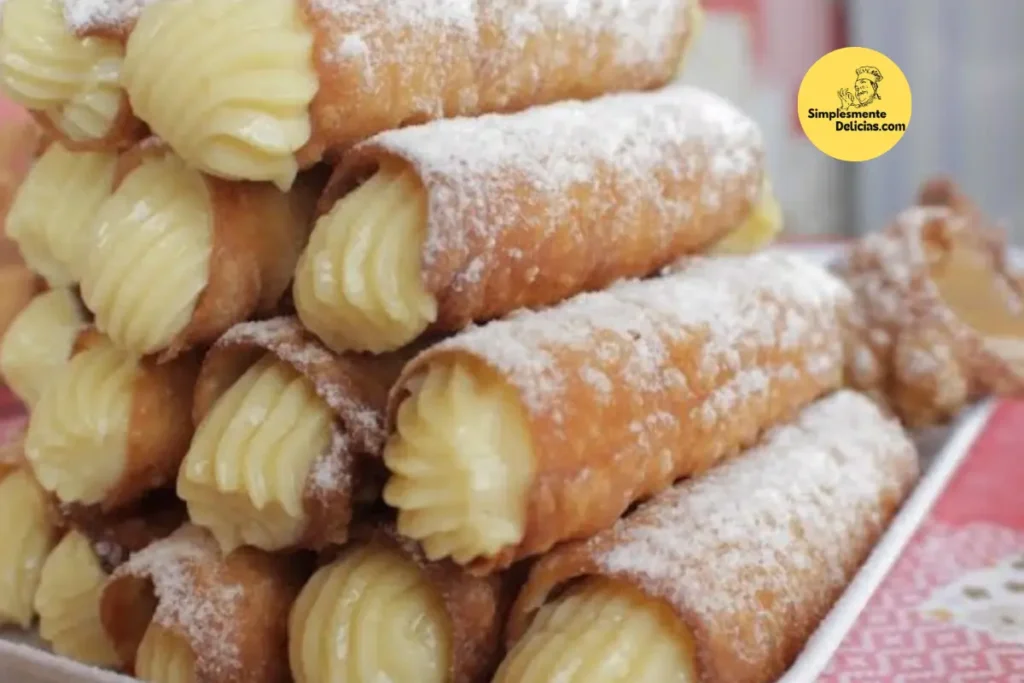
597,390 -> 918,663
306,426 -> 353,501
361,85 -> 761,285
116,526 -> 243,675
63,0 -> 160,33
434,253 -> 849,418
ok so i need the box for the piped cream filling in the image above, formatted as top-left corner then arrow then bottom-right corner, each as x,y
709,179 -> 783,255
0,0 -> 125,142
136,623 -> 198,683
289,543 -> 452,683
294,164 -> 437,354
122,0 -> 318,189
24,339 -> 135,506
383,360 -> 535,565
4,143 -> 117,286
0,469 -> 58,628
178,354 -> 334,553
494,578 -> 699,683
0,288 -> 85,407
80,153 -> 212,356
34,531 -> 121,668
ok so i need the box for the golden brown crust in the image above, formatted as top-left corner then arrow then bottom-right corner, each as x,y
100,525 -> 311,683
322,85 -> 764,333
57,488 -> 187,573
346,523 -> 522,683
388,255 -> 853,573
115,140 -> 322,361
194,317 -> 411,549
840,201 -> 1024,427
506,392 -> 919,683
294,0 -> 694,166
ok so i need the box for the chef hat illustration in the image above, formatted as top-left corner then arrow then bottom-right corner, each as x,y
855,66 -> 884,85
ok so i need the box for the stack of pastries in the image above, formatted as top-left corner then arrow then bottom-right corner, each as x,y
0,1 -> 1021,682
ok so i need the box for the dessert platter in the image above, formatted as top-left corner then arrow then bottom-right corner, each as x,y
0,1 -> 1022,682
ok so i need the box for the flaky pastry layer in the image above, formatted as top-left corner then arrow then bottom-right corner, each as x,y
494,577 -> 698,683
34,531 -> 121,668
179,353 -> 334,553
289,543 -> 451,683
136,623 -> 198,683
5,143 -> 117,285
383,360 -> 534,564
25,338 -> 135,506
0,0 -> 125,144
122,0 -> 317,189
0,288 -> 86,407
294,161 -> 435,353
81,151 -> 212,356
0,469 -> 58,628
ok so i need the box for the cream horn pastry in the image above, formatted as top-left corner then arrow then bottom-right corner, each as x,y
295,85 -> 773,354
0,288 -> 88,407
120,0 -> 703,189
5,142 -> 118,286
0,117 -> 46,223
181,317 -> 409,553
80,140 -> 321,359
840,204 -> 1024,427
383,252 -> 853,573
100,524 -> 308,683
290,524 -> 513,683
25,328 -> 200,513
0,266 -> 39,346
0,466 -> 61,628
498,390 -> 919,683
0,0 -> 148,151
34,489 -> 185,669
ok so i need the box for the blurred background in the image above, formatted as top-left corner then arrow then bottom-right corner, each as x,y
678,0 -> 1024,243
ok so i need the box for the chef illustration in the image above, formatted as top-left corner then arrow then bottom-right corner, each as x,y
838,66 -> 883,110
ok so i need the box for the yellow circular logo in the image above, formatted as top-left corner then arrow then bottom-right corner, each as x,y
798,47 -> 912,162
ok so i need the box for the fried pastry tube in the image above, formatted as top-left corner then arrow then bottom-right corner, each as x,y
498,391 -> 919,683
100,524 -> 308,683
0,0 -> 147,150
0,267 -> 41,359
5,142 -> 118,286
79,141 -> 320,359
295,85 -> 768,354
290,525 -> 512,683
24,329 -> 200,512
0,467 -> 60,628
383,253 -> 852,573
840,204 -> 1024,427
181,317 -> 407,553
120,0 -> 701,189
0,288 -> 88,407
34,490 -> 185,669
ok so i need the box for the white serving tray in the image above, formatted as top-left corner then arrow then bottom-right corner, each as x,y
0,242 -> 1005,682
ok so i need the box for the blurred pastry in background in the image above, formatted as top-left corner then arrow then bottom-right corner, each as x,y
80,141 -> 320,359
0,465 -> 60,628
0,0 -> 147,151
383,253 -> 852,573
100,524 -> 307,683
296,85 -> 768,354
289,525 -> 511,683
181,317 -> 407,553
0,288 -> 88,407
25,329 -> 199,513
5,143 -> 118,286
499,390 -> 919,683
842,196 -> 1024,427
121,0 -> 700,187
